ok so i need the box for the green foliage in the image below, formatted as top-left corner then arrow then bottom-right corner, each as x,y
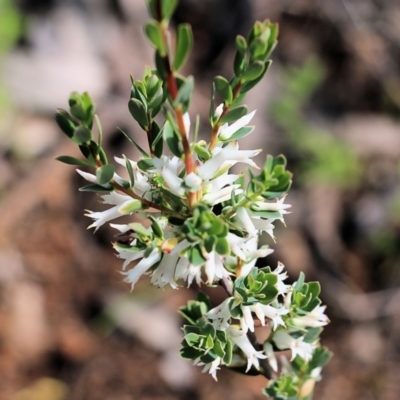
233,268 -> 279,307
173,24 -> 194,71
271,59 -> 361,188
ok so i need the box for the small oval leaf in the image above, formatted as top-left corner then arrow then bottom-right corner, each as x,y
96,164 -> 115,185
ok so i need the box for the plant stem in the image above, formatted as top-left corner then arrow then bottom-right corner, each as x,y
155,1 -> 195,208
209,80 -> 242,150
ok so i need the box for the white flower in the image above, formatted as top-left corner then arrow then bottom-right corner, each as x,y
236,207 -> 258,237
151,239 -> 190,289
202,184 -> 242,206
206,297 -> 232,331
273,330 -> 316,362
84,192 -> 142,232
252,196 -> 291,215
204,251 -> 231,284
152,156 -> 185,196
272,262 -> 290,296
214,103 -> 224,119
198,142 -> 261,181
251,303 -> 289,331
292,305 -> 329,328
194,357 -> 223,381
264,342 -> 278,372
114,244 -> 145,271
184,172 -> 202,191
122,249 -> 161,290
76,168 -> 126,187
218,110 -> 256,141
227,327 -> 267,372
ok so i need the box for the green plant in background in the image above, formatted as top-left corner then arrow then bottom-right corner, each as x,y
55,1 -> 331,398
272,59 -> 361,188
0,0 -> 21,118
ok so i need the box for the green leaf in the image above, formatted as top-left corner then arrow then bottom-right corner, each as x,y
73,126 -> 92,145
220,126 -> 254,142
304,327 -> 322,343
55,109 -> 76,138
235,35 -> 247,54
215,237 -> 230,256
223,339 -> 233,364
219,105 -> 248,124
174,75 -> 194,107
94,114 -> 103,146
214,76 -> 233,104
79,183 -> 113,193
163,120 -> 183,158
123,155 -> 135,188
242,61 -> 265,81
161,0 -> 177,20
150,121 -> 164,158
294,272 -> 305,291
128,98 -> 149,128
233,50 -> 247,77
137,158 -> 154,171
240,60 -> 272,93
129,223 -> 151,238
193,143 -> 211,161
150,216 -> 164,238
148,86 -> 164,110
96,164 -> 115,185
117,128 -> 150,157
144,20 -> 166,55
118,200 -> 143,214
209,83 -> 216,123
185,332 -> 200,346
188,246 -> 206,266
56,155 -> 94,167
173,24 -> 193,71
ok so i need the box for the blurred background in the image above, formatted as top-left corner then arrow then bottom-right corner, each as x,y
1,0 -> 400,399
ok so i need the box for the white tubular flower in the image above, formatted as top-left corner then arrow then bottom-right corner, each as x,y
240,305 -> 255,333
114,156 -> 152,198
151,239 -> 190,289
273,330 -> 316,362
251,303 -> 289,331
84,192 -> 142,232
184,172 -> 202,191
252,196 -> 291,215
76,168 -> 126,187
114,246 -> 145,271
202,185 -> 242,206
198,142 -> 261,181
194,357 -> 222,381
153,156 -> 185,196
204,251 -> 231,284
206,297 -> 232,331
236,207 -> 258,237
264,342 -> 278,372
122,249 -> 161,290
76,169 -> 97,183
227,327 -> 267,372
214,103 -> 224,119
150,252 -> 179,289
227,233 -> 247,260
174,257 -> 203,287
272,262 -> 290,296
183,112 -> 191,135
218,110 -> 256,141
249,215 -> 276,240
292,305 -> 329,328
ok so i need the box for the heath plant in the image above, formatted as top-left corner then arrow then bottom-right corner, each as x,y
55,0 -> 331,398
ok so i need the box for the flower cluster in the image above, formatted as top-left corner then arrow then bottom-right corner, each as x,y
55,1 -> 331,398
